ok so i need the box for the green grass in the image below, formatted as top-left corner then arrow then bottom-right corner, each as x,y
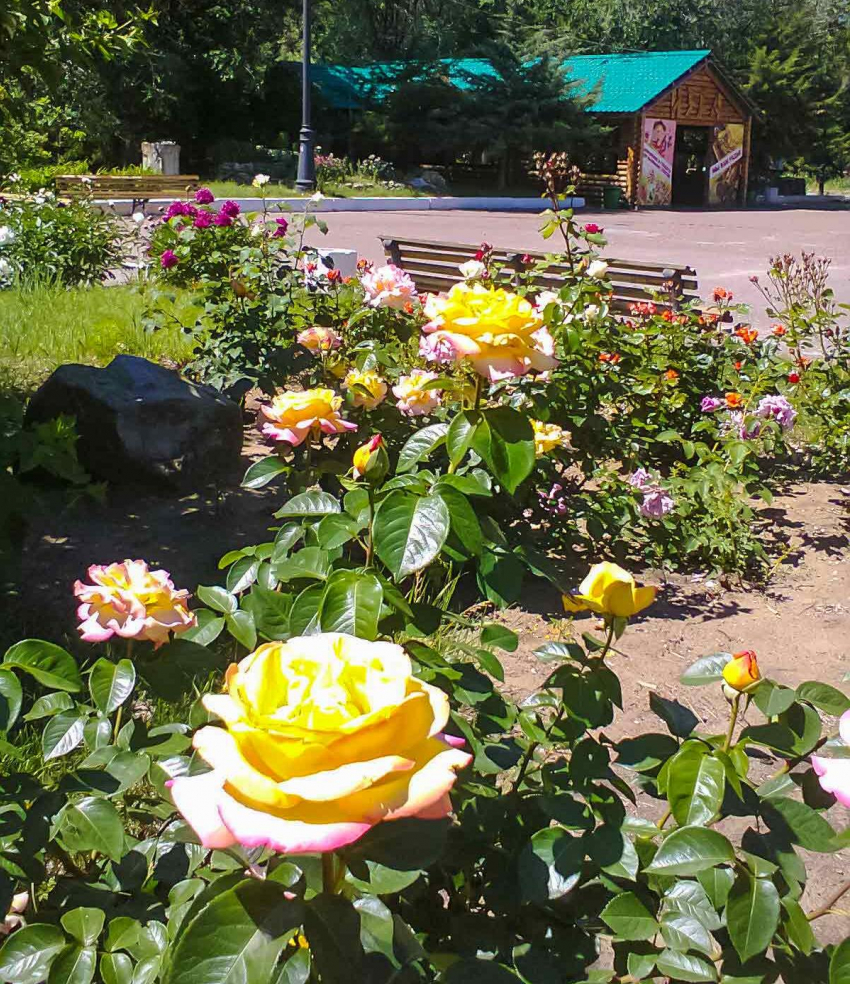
0,283 -> 196,394
804,176 -> 850,195
206,179 -> 422,199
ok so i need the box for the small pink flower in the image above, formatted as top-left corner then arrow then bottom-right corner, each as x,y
273,216 -> 289,237
194,188 -> 215,205
393,369 -> 442,416
297,325 -> 342,354
193,211 -> 212,229
220,200 -> 241,218
160,250 -> 179,270
640,489 -> 675,518
74,560 -> 195,648
213,212 -> 233,227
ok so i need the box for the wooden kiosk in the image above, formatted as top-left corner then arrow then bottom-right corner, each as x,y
565,50 -> 757,207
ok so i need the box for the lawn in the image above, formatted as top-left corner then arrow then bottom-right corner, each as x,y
206,179 -> 422,199
0,283 -> 196,394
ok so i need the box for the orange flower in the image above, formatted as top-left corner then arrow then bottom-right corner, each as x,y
734,361 -> 743,371
735,326 -> 758,345
772,324 -> 787,337
725,392 -> 743,408
723,650 -> 761,692
598,352 -> 621,364
713,287 -> 732,303
663,369 -> 679,381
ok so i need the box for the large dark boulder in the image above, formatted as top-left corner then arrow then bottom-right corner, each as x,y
26,356 -> 243,489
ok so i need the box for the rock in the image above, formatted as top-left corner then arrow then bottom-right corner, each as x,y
26,356 -> 243,490
404,169 -> 449,195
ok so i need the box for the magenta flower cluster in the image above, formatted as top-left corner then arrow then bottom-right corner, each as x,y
700,396 -> 725,413
537,482 -> 569,516
160,249 -> 178,269
194,187 -> 215,205
756,394 -> 796,431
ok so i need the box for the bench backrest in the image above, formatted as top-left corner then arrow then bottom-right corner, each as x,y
381,236 -> 699,313
56,175 -> 200,198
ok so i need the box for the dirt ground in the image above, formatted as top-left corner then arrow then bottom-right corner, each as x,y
11,421 -> 850,942
302,204 -> 850,324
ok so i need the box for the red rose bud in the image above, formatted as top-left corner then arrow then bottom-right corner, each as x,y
352,435 -> 389,484
584,223 -> 603,235
722,650 -> 761,692
787,372 -> 800,384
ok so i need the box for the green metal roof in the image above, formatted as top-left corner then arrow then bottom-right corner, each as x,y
562,50 -> 710,112
308,50 -> 713,113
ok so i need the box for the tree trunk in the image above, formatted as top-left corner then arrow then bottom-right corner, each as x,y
818,174 -> 825,195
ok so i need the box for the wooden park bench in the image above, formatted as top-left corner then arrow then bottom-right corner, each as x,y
56,174 -> 200,212
381,236 -> 699,315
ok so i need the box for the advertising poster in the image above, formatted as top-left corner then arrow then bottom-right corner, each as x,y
637,117 -> 676,206
709,123 -> 745,205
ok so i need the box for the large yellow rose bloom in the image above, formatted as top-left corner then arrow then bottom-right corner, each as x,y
258,388 -> 356,446
170,634 -> 471,854
420,283 -> 558,381
562,562 -> 657,618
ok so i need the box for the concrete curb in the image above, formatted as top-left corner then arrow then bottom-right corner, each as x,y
97,195 -> 585,216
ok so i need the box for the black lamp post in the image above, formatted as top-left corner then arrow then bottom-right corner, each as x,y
295,0 -> 316,191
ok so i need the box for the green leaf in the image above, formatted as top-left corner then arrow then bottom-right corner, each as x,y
3,639 -> 82,692
627,951 -> 657,981
0,924 -> 66,984
480,623 -> 518,652
275,949 -> 310,984
89,658 -> 136,715
661,913 -> 715,956
437,485 -> 483,556
226,557 -> 260,594
316,514 -> 362,550
105,917 -> 141,953
181,610 -> 226,646
781,897 -> 815,955
762,797 -> 838,852
830,937 -> 850,984
274,490 -> 341,518
655,949 -> 717,982
225,610 -> 257,650
477,549 -> 525,608
617,733 -> 679,772
726,872 -> 780,962
680,652 -> 732,687
472,407 -> 535,494
24,691 -> 74,721
100,953 -> 133,984
396,422 -> 449,472
444,960 -> 522,983
518,827 -> 583,903
164,880 -> 302,984
752,681 -> 798,718
289,583 -> 323,636
446,410 -> 481,466
47,944 -> 96,984
645,826 -> 735,876
304,894 -> 363,984
342,818 -> 449,870
796,681 -> 850,716
599,892 -> 659,941
61,909 -> 105,946
60,797 -> 125,861
42,710 -> 86,761
346,861 -> 421,896
354,896 -> 394,958
697,868 -> 735,910
373,491 -> 449,579
319,569 -> 383,640
650,692 -> 699,737
663,881 -> 722,932
0,668 -> 22,731
667,745 -> 726,826
195,585 -> 237,614
242,456 -> 288,490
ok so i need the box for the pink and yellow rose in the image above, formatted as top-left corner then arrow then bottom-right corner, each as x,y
421,283 -> 557,381
361,264 -> 417,310
343,368 -> 388,410
169,633 -> 471,854
392,369 -> 442,416
74,560 -> 195,648
258,388 -> 356,446
812,710 -> 850,808
297,325 -> 342,354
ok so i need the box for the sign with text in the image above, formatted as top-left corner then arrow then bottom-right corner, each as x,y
637,117 -> 676,206
709,124 -> 745,205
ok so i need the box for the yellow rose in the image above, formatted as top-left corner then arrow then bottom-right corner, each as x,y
722,650 -> 761,692
258,388 -> 357,446
531,419 -> 570,457
562,562 -> 657,618
352,434 -> 389,483
169,633 -> 471,854
421,283 -> 558,381
343,368 -> 388,410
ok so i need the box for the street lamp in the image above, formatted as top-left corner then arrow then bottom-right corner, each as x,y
295,0 -> 317,191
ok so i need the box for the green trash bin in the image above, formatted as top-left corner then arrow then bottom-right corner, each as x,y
602,185 -> 621,209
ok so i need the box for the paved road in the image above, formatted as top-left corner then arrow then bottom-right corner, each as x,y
303,206 -> 850,324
